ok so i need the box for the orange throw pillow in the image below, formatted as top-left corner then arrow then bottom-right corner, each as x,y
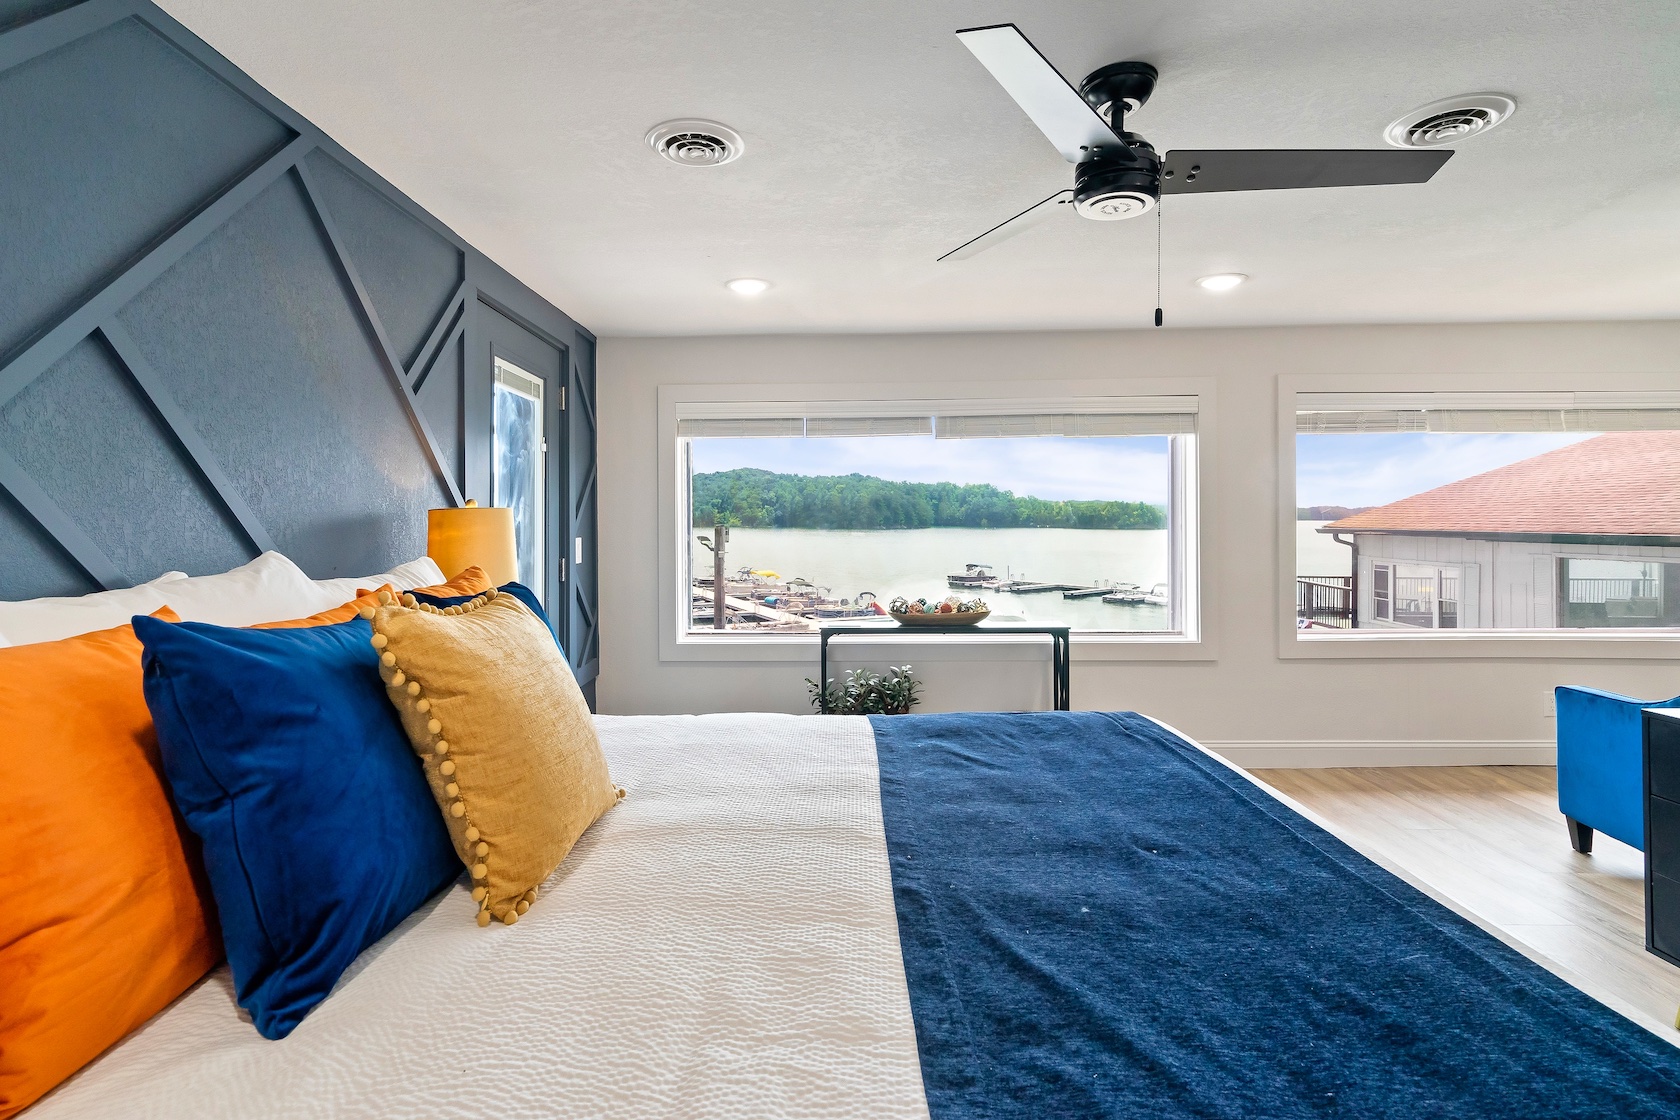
410,566 -> 494,598
0,609 -> 218,1119
253,585 -> 395,629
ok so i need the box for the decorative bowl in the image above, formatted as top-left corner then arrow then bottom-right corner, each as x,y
889,607 -> 990,627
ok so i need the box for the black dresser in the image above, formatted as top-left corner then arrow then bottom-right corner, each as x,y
1645,707 -> 1680,966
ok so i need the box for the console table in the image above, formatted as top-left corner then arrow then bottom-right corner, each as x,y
1646,706 -> 1680,967
816,620 -> 1071,713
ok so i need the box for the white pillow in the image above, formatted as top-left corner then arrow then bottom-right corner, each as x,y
0,568 -> 194,646
158,551 -> 333,627
310,556 -> 448,606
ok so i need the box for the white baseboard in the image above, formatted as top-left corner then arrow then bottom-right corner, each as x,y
1202,739 -> 1555,769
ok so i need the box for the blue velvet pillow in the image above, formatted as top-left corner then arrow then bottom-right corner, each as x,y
134,614 -> 459,1040
409,581 -> 564,656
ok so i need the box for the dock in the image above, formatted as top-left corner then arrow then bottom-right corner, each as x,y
690,585 -> 807,627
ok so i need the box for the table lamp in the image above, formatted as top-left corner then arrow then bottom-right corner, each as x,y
427,500 -> 518,586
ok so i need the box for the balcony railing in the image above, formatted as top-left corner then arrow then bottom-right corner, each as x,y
1567,578 -> 1659,604
1297,575 -> 1353,629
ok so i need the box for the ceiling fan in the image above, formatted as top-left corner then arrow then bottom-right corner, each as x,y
940,24 -> 1454,263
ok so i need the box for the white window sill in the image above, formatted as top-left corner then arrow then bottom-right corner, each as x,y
661,630 -> 1215,664
1282,628 -> 1680,660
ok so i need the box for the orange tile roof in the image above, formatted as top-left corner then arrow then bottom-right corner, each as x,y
1324,430 -> 1680,538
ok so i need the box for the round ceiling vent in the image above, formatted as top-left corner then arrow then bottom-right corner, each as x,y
645,119 -> 744,166
1384,93 -> 1516,148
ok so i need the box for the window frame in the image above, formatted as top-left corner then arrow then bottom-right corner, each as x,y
658,378 -> 1218,664
1278,372 -> 1680,660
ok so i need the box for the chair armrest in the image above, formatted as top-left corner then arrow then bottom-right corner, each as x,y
1555,685 -> 1680,710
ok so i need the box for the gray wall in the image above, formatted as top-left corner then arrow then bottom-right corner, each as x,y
0,0 -> 598,685
599,323 -> 1680,763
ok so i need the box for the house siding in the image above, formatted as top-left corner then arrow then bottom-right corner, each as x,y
1354,533 -> 1680,628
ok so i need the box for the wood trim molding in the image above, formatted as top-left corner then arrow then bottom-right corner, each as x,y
0,447 -> 127,589
407,278 -> 468,384
292,159 -> 465,507
0,0 -> 129,74
97,320 -> 276,553
0,134 -> 312,410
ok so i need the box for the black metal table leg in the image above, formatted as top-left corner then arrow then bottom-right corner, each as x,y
819,632 -> 830,714
1056,631 -> 1069,710
1059,633 -> 1065,710
817,623 -> 1071,714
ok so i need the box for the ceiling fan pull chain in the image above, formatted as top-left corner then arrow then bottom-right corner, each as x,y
1154,202 -> 1163,327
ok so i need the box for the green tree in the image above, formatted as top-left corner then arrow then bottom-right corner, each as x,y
692,469 -> 1165,531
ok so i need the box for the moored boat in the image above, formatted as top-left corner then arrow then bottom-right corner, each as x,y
947,562 -> 999,589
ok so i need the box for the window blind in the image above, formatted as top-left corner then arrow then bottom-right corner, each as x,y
933,412 -> 1195,438
804,415 -> 934,438
1296,392 -> 1680,434
675,417 -> 805,438
676,396 -> 1198,439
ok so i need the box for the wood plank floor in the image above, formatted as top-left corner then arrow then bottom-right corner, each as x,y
1249,765 -> 1680,1035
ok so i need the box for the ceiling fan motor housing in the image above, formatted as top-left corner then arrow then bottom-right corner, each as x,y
1079,60 -> 1159,126
1074,134 -> 1160,220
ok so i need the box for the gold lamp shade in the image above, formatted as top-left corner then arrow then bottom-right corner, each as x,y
427,501 -> 517,587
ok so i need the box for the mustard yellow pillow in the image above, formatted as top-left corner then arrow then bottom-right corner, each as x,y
367,589 -> 622,926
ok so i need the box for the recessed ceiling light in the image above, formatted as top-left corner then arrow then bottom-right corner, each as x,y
1196,273 -> 1247,292
726,278 -> 771,297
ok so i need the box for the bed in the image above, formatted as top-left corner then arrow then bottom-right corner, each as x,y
30,710 -> 1680,1119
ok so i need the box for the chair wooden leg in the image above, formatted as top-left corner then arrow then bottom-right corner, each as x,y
1566,817 -> 1594,855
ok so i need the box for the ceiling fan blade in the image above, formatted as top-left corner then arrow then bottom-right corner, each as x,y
939,189 -> 1075,262
956,24 -> 1124,163
1160,149 -> 1453,194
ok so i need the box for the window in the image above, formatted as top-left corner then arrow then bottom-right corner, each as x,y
1559,558 -> 1680,628
1375,563 -> 1460,629
674,396 -> 1200,641
492,359 -> 545,596
1293,391 -> 1680,637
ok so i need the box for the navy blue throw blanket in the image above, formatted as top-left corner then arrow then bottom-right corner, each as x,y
869,711 -> 1680,1119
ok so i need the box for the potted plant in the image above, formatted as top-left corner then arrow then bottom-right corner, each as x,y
805,665 -> 923,715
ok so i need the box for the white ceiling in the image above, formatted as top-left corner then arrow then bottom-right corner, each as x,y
160,0 -> 1680,336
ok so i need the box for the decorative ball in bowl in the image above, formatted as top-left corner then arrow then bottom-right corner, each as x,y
888,595 -> 990,626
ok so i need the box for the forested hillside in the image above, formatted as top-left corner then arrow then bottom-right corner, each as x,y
693,469 -> 1166,530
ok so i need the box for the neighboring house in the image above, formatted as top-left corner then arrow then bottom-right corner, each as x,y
1319,431 -> 1680,629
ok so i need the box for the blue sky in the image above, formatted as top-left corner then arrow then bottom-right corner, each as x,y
1296,432 -> 1595,507
692,435 -> 1171,503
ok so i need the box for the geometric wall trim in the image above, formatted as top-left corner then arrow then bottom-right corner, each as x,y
0,0 -> 598,686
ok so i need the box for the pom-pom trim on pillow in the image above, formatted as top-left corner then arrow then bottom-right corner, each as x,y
361,587 -> 621,927
363,588 -> 524,927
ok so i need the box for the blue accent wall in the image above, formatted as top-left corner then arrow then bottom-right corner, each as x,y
0,1 -> 598,685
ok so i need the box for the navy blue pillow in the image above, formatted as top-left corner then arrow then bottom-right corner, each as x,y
134,614 -> 459,1040
410,581 -> 564,657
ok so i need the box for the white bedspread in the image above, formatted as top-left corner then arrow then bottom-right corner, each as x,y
34,715 -> 929,1120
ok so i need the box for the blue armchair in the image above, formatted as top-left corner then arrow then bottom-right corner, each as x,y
1555,686 -> 1680,853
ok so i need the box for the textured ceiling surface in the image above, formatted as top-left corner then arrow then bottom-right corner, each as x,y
158,1 -> 1680,336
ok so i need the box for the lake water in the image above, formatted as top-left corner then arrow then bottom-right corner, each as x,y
1298,522 -> 1353,576
694,522 -> 1353,632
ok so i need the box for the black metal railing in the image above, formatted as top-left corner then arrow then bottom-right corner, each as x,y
1297,575 -> 1354,628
